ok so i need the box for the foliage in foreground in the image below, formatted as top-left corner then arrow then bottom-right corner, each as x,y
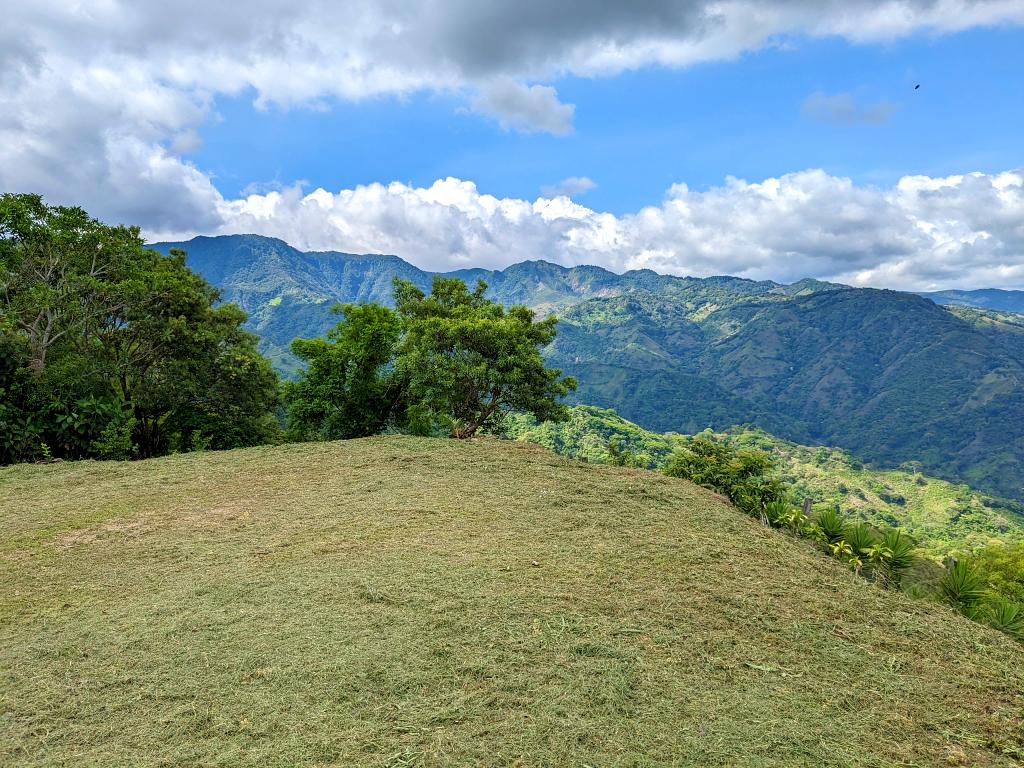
0,194 -> 280,462
285,276 -> 576,440
661,432 -> 1023,640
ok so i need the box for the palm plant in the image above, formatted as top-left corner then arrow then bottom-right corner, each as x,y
829,539 -> 863,574
844,522 -> 877,555
764,498 -> 790,527
764,498 -> 807,536
981,598 -> 1024,640
877,530 -> 915,588
940,560 -> 987,613
809,506 -> 846,546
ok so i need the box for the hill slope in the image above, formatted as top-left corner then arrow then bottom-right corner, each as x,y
506,405 -> 1024,557
550,288 -> 1024,501
150,235 -> 1024,502
2,438 -> 1022,766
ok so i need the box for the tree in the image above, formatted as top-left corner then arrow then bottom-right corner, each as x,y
964,542 -> 1024,603
0,193 -> 280,462
285,303 -> 401,440
393,276 -> 576,438
663,432 -> 786,514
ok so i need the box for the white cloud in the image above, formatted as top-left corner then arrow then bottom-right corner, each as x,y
143,169 -> 1024,291
542,176 -> 598,198
802,91 -> 898,125
2,0 -> 1023,282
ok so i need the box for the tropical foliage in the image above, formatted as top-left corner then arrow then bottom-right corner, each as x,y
0,194 -> 280,462
508,404 -> 1024,641
151,234 -> 1024,504
285,276 -> 576,439
506,405 -> 1024,557
284,303 -> 402,441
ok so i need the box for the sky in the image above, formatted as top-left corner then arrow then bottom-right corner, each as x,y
1,1 -> 1023,289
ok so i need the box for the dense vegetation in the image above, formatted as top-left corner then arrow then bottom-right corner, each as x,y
152,234 -> 1024,503
0,195 -> 280,462
921,288 -> 1024,313
550,288 -> 1024,503
3,437 -> 1022,766
285,277 -> 575,439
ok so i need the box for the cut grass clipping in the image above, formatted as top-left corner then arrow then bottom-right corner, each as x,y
2,437 -> 1023,767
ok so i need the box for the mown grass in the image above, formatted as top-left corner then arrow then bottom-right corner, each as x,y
1,437 -> 1023,767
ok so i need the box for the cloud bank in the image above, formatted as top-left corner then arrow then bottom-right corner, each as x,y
148,169 -> 1024,291
2,1 -> 1023,288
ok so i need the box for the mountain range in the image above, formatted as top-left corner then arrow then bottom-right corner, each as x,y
152,234 -> 1024,503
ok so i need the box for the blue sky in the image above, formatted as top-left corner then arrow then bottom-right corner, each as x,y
3,1 -> 1023,288
192,27 -> 1022,214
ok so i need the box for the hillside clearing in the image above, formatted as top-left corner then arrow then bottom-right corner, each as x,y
1,437 -> 1022,767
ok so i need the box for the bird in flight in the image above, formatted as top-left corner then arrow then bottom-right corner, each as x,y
915,84 -> 920,89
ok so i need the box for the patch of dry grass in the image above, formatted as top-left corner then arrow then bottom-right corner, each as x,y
1,436 -> 1022,767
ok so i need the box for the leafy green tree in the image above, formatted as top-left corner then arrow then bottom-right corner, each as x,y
285,303 -> 401,440
663,432 -> 786,514
0,193 -> 280,462
393,276 -> 576,438
964,542 -> 1024,603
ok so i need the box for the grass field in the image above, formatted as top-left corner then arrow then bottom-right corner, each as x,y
2,437 -> 1023,767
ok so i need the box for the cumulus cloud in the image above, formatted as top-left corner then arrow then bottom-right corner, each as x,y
541,176 -> 597,198
143,169 -> 1024,291
471,80 -> 575,135
2,0 -> 1023,283
802,91 -> 898,125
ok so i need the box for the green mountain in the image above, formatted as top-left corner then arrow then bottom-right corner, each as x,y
506,405 -> 1024,558
150,234 -> 843,373
151,234 -> 1024,503
549,288 -> 1024,501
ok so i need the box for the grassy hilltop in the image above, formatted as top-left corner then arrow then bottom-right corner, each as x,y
2,437 -> 1023,767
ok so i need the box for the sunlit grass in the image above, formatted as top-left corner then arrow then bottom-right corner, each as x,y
2,437 -> 1022,766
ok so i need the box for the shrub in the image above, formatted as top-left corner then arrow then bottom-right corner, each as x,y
809,506 -> 846,545
664,434 -> 786,515
940,560 -> 987,612
979,597 -> 1024,640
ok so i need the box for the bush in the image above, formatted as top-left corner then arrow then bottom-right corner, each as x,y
664,433 -> 787,515
979,597 -> 1024,640
940,560 -> 987,612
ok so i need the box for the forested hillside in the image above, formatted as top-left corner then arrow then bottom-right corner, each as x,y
921,288 -> 1024,313
151,234 -> 842,373
152,234 -> 1024,502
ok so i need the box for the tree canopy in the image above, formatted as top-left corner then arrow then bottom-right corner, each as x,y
285,276 -> 576,440
0,193 -> 279,462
